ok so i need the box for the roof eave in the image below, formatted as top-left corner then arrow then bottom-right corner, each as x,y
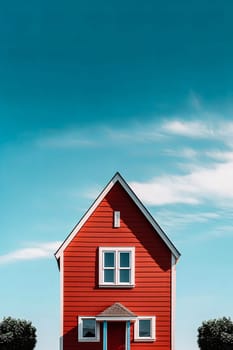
96,316 -> 137,321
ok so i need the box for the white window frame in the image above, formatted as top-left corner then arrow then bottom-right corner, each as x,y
78,317 -> 100,342
99,247 -> 135,287
134,316 -> 156,342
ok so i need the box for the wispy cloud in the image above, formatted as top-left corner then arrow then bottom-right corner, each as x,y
130,159 -> 233,206
184,225 -> 233,243
0,241 -> 62,265
35,122 -> 166,150
164,147 -> 198,159
40,117 -> 233,210
156,209 -> 220,230
36,129 -> 95,148
188,91 -> 203,110
212,225 -> 233,237
205,150 -> 233,161
162,118 -> 233,147
34,112 -> 233,150
155,209 -> 233,244
104,123 -> 164,143
162,119 -> 216,138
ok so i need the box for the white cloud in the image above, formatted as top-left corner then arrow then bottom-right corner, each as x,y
36,129 -> 95,148
104,118 -> 233,145
162,120 -> 215,138
130,159 -> 233,206
164,147 -> 198,159
34,115 -> 233,151
130,177 -> 199,205
0,241 -> 62,265
205,151 -> 233,161
162,119 -> 233,148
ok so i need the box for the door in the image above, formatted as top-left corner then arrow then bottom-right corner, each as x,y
108,322 -> 125,350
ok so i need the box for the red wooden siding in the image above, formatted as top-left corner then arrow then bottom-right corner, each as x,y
63,182 -> 172,350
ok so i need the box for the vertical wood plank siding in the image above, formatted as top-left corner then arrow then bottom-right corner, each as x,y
63,182 -> 171,350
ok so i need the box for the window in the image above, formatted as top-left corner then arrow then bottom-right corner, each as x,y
78,317 -> 100,342
134,316 -> 156,342
99,247 -> 135,287
113,211 -> 120,227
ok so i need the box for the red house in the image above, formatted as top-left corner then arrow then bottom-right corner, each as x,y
55,173 -> 180,350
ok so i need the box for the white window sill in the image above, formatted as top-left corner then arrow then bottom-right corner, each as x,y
98,284 -> 135,288
78,338 -> 100,342
134,338 -> 156,342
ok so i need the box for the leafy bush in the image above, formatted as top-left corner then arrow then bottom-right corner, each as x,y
197,317 -> 233,350
0,317 -> 37,350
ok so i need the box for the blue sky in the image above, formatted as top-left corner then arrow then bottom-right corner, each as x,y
1,1 -> 233,349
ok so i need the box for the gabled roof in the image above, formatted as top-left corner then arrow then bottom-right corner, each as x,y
96,303 -> 137,318
55,172 -> 181,261
96,302 -> 137,321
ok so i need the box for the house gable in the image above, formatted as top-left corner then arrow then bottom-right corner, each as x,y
55,172 -> 180,263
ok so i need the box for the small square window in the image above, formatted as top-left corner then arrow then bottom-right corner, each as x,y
78,317 -> 100,342
134,317 -> 156,342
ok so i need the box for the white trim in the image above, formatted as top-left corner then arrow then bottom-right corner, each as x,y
97,284 -> 135,289
59,252 -> 64,350
55,173 -> 180,261
99,247 -> 135,287
96,316 -> 137,321
171,254 -> 176,350
134,316 -> 156,342
78,317 -> 100,342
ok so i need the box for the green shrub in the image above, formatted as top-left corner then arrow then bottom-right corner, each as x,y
0,317 -> 37,350
197,317 -> 233,350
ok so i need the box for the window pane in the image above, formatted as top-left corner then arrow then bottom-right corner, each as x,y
119,269 -> 130,283
104,252 -> 115,267
120,252 -> 130,267
83,319 -> 96,338
139,319 -> 151,337
104,269 -> 114,282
